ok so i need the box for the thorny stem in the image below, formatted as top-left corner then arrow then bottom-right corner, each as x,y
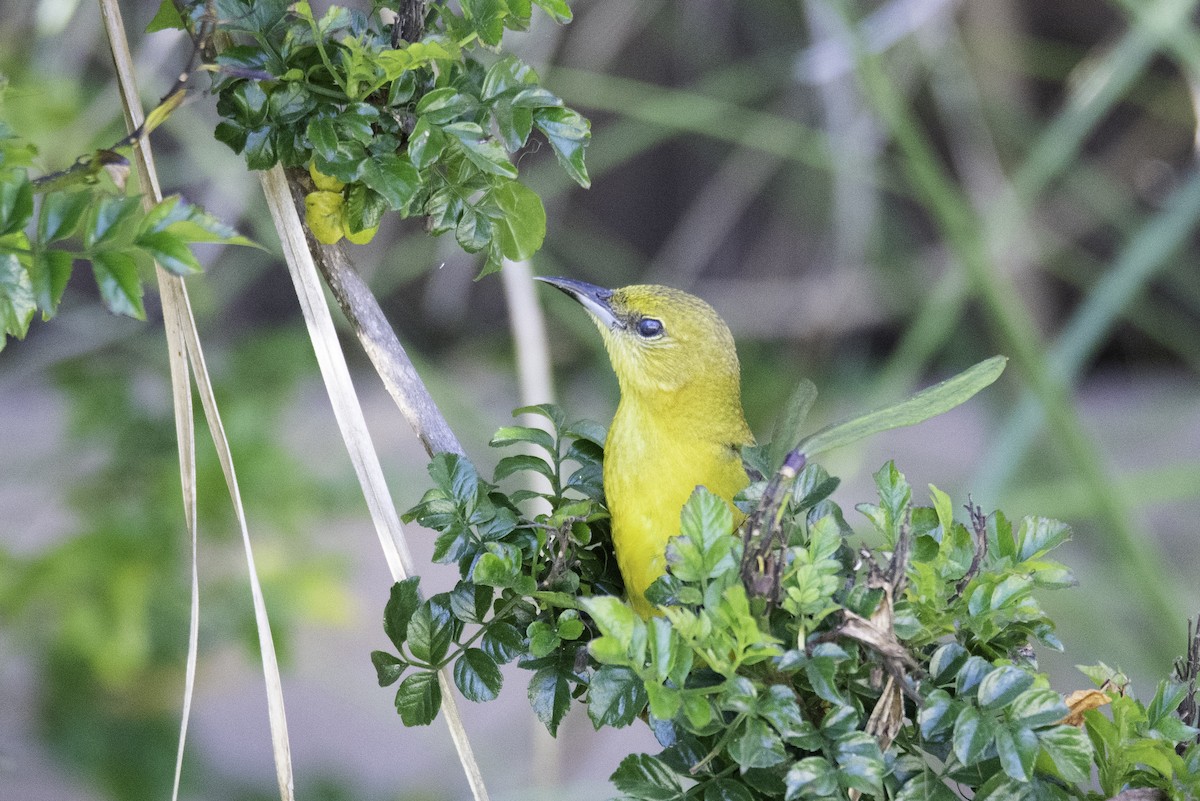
951,497 -> 989,601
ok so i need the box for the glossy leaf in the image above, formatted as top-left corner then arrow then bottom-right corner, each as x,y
394,670 -> 441,726
453,648 -> 502,702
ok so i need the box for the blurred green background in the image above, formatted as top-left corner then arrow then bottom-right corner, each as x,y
2,0 -> 1199,799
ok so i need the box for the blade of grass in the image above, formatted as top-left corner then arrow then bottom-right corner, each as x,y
95,3 -> 294,799
975,170 -> 1200,495
839,2 -> 1184,651
259,164 -> 490,801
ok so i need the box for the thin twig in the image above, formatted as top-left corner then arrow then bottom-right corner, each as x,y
284,169 -> 465,458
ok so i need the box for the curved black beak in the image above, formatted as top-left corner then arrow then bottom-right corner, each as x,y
534,276 -> 620,330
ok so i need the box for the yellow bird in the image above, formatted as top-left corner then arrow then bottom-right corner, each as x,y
537,278 -> 753,616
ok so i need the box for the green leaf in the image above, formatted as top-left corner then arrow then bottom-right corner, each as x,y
929,643 -> 969,685
449,581 -> 493,624
797,356 -> 1007,457
407,598 -> 454,665
417,88 -> 479,125
1008,687 -> 1069,728
784,756 -> 838,800
384,576 -> 422,650
136,230 -> 202,275
429,452 -> 481,507
995,724 -> 1038,781
644,681 -> 681,720
455,205 -> 492,253
833,731 -> 886,795
37,189 -> 91,243
528,664 -> 572,735
918,689 -> 957,739
767,378 -> 818,472
29,250 -> 72,315
979,666 -> 1035,709
444,123 -> 519,178
85,195 -> 141,249
729,717 -> 787,768
491,180 -> 545,261
491,424 -> 556,453
668,487 -> 735,581
0,250 -> 35,344
408,116 -> 447,170
394,670 -> 441,726
611,754 -> 683,801
804,651 -> 843,705
453,648 -> 503,702
1036,725 -> 1092,783
1016,517 -> 1071,562
702,778 -> 755,801
532,0 -> 573,22
371,650 -> 405,687
493,453 -> 554,484
473,542 -> 523,589
90,249 -> 145,318
527,621 -> 561,658
360,153 -> 421,211
145,0 -> 185,31
953,704 -> 996,765
0,174 -> 33,236
534,106 -> 590,187
481,621 -> 524,664
760,685 -> 819,748
895,770 -> 958,801
588,665 -> 647,729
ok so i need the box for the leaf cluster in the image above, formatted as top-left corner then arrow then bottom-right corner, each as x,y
380,414 -> 1200,799
371,404 -> 619,731
0,115 -> 255,351
188,0 -> 589,274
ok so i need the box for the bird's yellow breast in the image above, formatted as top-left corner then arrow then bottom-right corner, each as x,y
604,390 -> 750,616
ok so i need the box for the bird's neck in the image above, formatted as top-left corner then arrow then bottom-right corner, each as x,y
615,373 -> 749,443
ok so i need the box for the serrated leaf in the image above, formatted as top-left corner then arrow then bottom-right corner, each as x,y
453,648 -> 502,702
481,621 -> 524,664
531,0 -> 572,22
90,249 -> 145,318
444,122 -> 519,178
448,581 -> 492,623
29,250 -> 72,316
491,424 -> 556,453
528,664 -> 572,735
729,717 -> 787,768
611,753 -> 682,801
1016,517 -> 1071,562
371,650 -> 405,687
534,106 -> 590,187
493,453 -> 554,484
491,180 -> 545,261
895,771 -> 958,801
136,230 -> 202,275
383,576 -> 422,650
0,250 -> 34,344
37,189 -> 91,243
669,487 -> 735,581
407,598 -> 454,665
394,670 -> 441,726
797,356 -> 1007,457
588,665 -> 647,729
0,174 -> 32,236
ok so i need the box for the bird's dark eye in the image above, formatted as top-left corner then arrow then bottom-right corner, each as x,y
636,318 -> 664,338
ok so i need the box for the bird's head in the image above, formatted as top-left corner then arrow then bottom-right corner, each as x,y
537,277 -> 742,398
